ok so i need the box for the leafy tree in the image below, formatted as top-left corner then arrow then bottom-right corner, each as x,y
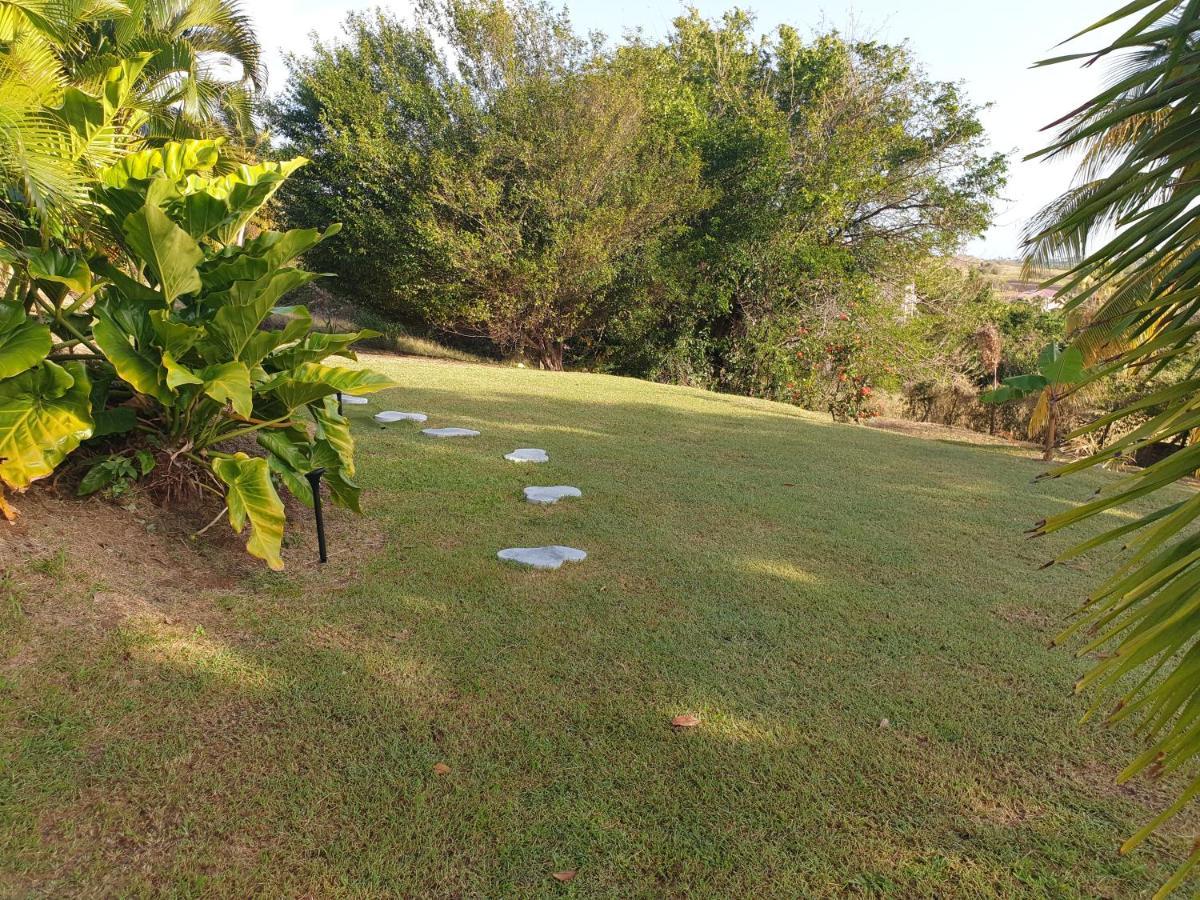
599,11 -> 1007,391
273,0 -> 700,369
1025,3 -> 1200,892
272,4 -> 1005,379
268,8 -> 454,319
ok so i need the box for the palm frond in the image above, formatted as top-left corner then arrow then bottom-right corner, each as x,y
1028,3 -> 1200,892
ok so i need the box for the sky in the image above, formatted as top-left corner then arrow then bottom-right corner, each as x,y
244,0 -> 1114,260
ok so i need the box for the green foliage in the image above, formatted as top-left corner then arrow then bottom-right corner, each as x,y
0,125 -> 392,564
1025,3 -> 1200,893
0,359 -> 92,495
79,140 -> 393,567
981,344 -> 1086,404
77,449 -> 155,498
271,2 -> 1006,377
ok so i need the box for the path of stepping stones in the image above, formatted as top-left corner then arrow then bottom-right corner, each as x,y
362,396 -> 584,569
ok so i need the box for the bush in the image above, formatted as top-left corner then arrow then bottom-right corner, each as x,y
0,140 -> 394,567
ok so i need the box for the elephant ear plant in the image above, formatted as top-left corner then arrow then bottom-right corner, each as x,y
0,139 -> 394,568
88,140 -> 395,568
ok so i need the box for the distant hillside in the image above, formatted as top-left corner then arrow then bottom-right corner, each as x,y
954,255 -> 1066,304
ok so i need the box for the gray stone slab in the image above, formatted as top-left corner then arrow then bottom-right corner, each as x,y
374,411 -> 428,424
422,427 -> 480,438
523,486 -> 582,505
505,448 -> 549,463
497,546 -> 587,570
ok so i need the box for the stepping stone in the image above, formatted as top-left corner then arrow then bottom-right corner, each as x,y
422,427 -> 480,438
524,486 -> 582,506
374,411 -> 428,424
341,394 -> 369,405
497,546 -> 587,570
505,448 -> 549,463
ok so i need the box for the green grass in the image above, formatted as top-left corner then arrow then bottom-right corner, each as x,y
2,355 -> 1196,897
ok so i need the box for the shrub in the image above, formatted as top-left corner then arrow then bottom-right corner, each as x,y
0,139 -> 394,567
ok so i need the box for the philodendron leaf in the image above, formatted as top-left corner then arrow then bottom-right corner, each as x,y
149,310 -> 205,357
94,311 -> 169,402
200,361 -> 253,417
202,268 -> 321,362
99,139 -> 222,187
311,438 -> 362,513
238,224 -> 341,269
258,428 -> 315,507
0,361 -> 93,490
1039,343 -> 1086,385
162,352 -> 203,391
270,329 -> 379,370
212,453 -> 286,570
27,248 -> 92,293
312,395 -> 355,476
0,303 -> 52,379
122,201 -> 203,302
263,364 -> 396,411
92,406 -> 137,438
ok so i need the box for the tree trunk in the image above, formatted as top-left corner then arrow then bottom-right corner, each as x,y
538,341 -> 565,371
1043,391 -> 1058,462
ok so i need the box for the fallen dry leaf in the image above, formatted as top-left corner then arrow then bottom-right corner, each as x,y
878,718 -> 890,729
671,714 -> 701,728
551,870 -> 577,882
432,762 -> 451,775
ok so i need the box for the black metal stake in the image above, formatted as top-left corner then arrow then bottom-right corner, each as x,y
306,467 -> 328,564
336,390 -> 344,416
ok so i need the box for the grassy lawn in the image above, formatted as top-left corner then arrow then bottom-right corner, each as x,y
1,354 -> 1196,897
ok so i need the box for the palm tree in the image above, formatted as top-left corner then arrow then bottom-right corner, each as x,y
0,2 -> 148,240
1026,4 -> 1200,895
64,0 -> 264,149
0,0 -> 263,241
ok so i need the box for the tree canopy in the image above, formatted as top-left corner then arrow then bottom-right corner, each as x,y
270,1 -> 1005,375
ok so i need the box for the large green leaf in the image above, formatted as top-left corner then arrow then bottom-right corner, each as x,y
149,310 -> 204,357
258,427 -> 316,507
99,140 -> 221,188
311,438 -> 362,513
90,256 -> 164,305
0,303 -> 51,379
122,200 -> 203,302
199,361 -> 252,417
269,329 -> 379,370
236,223 -> 341,269
241,308 -> 315,368
177,190 -> 235,240
93,309 -> 168,402
0,361 -> 93,490
311,395 -> 355,476
212,453 -> 286,570
26,247 -> 92,293
162,352 -> 203,391
200,269 -> 320,363
1038,344 -> 1086,385
198,254 -> 269,293
262,364 -> 396,411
